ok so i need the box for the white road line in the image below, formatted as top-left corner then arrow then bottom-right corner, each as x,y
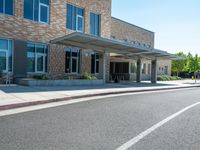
115,101 -> 200,150
0,88 -> 196,117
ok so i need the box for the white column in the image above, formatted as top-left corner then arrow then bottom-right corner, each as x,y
151,59 -> 157,84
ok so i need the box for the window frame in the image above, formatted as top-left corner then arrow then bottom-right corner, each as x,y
90,12 -> 101,36
66,3 -> 84,32
0,50 -> 8,72
35,45 -> 47,73
27,43 -> 48,74
24,0 -> 50,24
0,0 -> 14,16
91,52 -> 99,74
76,14 -> 84,32
65,47 -> 80,74
0,39 -> 13,73
38,1 -> 49,24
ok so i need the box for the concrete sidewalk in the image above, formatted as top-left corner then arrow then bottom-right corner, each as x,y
0,79 -> 199,111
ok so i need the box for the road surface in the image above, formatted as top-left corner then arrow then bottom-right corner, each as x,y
0,88 -> 200,150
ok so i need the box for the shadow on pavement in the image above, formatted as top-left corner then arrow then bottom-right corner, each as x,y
0,82 -> 175,94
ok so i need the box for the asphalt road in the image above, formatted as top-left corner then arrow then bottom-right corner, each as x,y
0,88 -> 200,150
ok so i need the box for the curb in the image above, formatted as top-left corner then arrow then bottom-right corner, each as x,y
0,85 -> 199,111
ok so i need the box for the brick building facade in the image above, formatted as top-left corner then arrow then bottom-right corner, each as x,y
0,0 -> 172,84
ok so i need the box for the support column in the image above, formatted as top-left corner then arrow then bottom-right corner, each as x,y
151,59 -> 157,84
103,51 -> 106,84
136,58 -> 142,82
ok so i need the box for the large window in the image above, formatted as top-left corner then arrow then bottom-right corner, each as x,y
142,63 -> 146,74
130,63 -> 137,73
66,4 -> 84,32
27,43 -> 48,73
91,52 -> 99,74
0,0 -> 14,15
65,47 -> 80,74
148,64 -> 151,75
90,13 -> 100,36
164,66 -> 168,75
24,0 -> 49,24
0,39 -> 12,72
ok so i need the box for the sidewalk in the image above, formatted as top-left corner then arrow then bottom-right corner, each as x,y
0,79 -> 199,111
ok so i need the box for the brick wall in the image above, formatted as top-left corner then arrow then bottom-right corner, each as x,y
0,0 -> 111,43
157,60 -> 172,76
0,0 -> 112,79
111,17 -> 155,48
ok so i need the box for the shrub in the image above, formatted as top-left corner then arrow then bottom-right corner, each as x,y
33,74 -> 48,80
157,76 -> 182,81
80,72 -> 97,80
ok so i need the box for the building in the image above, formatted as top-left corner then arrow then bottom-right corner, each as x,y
0,0 -> 174,85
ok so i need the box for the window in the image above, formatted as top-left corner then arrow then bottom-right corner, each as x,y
91,52 -> 99,74
0,39 -> 12,72
27,43 -> 48,73
24,0 -> 49,23
142,63 -> 146,74
148,64 -> 151,75
65,47 -> 80,74
164,66 -> 168,75
0,0 -> 14,15
90,13 -> 100,36
66,4 -> 84,32
130,63 -> 137,73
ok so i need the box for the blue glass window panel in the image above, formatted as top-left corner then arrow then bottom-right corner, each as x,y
0,39 -> 8,49
66,4 -> 72,29
0,0 -> 4,13
40,0 -> 49,5
40,5 -> 48,23
66,4 -> 84,31
24,0 -> 34,20
72,6 -> 76,30
96,15 -> 100,36
77,7 -> 83,16
34,0 -> 39,21
77,16 -> 83,32
90,13 -> 100,36
90,13 -> 95,35
5,0 -> 13,15
8,41 -> 12,71
0,51 -> 6,71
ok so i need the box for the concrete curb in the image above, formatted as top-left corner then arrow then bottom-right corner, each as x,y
0,85 -> 199,111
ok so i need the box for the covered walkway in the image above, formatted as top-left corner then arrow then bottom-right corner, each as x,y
51,32 -> 178,84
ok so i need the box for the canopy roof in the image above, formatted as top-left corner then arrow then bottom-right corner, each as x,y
51,32 -> 178,60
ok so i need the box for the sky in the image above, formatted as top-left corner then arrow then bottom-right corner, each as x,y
112,0 -> 200,55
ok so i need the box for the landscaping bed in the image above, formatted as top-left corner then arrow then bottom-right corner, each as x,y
157,76 -> 182,81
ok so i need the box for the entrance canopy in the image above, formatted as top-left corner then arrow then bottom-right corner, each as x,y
51,32 -> 178,60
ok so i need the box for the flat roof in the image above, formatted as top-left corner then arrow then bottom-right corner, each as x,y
50,32 -> 177,60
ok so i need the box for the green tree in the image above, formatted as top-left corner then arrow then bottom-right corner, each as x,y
188,54 -> 200,73
172,52 -> 187,76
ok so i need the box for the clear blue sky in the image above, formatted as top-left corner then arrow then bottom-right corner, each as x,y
112,0 -> 200,55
